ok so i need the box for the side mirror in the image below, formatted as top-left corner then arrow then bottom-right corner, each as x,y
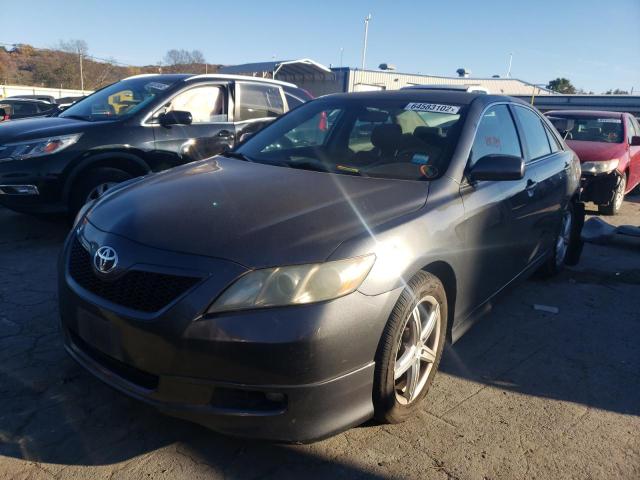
468,154 -> 525,182
630,136 -> 640,147
158,110 -> 192,126
238,132 -> 254,143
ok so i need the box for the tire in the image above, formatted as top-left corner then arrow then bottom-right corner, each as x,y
69,167 -> 132,219
373,271 -> 448,424
538,202 -> 575,277
598,173 -> 626,216
564,201 -> 584,266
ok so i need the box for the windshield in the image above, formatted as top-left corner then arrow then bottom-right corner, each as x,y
236,98 -> 465,181
549,115 -> 624,144
59,77 -> 176,121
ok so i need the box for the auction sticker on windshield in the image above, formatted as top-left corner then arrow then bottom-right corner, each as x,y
405,103 -> 460,114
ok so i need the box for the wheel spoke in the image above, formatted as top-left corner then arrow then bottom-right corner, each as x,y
421,303 -> 439,343
405,359 -> 421,401
420,345 -> 436,363
394,348 -> 415,380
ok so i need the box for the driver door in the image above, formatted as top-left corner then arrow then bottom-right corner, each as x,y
149,84 -> 234,170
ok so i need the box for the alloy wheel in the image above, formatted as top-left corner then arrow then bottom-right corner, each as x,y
613,175 -> 626,212
555,210 -> 572,267
393,295 -> 441,405
85,181 -> 118,203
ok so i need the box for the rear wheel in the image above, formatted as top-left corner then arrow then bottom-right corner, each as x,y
373,271 -> 447,424
539,203 -> 575,277
69,167 -> 132,219
598,173 -> 626,215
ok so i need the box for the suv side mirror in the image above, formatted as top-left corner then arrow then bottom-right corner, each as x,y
158,110 -> 192,126
630,136 -> 640,147
468,154 -> 525,182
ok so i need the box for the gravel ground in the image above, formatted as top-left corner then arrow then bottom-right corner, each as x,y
0,196 -> 639,480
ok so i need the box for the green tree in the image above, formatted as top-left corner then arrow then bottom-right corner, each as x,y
547,78 -> 576,94
604,89 -> 629,95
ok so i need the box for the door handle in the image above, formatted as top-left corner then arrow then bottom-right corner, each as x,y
525,179 -> 537,197
218,130 -> 233,139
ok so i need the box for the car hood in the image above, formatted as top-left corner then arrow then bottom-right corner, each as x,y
0,116 -> 109,143
566,140 -> 627,162
88,157 -> 430,268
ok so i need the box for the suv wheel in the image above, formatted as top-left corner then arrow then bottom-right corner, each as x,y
598,173 -> 626,216
373,271 -> 447,424
69,167 -> 132,218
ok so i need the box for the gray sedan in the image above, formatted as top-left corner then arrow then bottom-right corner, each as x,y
59,90 -> 582,442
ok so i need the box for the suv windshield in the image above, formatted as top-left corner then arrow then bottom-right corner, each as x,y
236,98 -> 465,181
59,77 -> 176,121
549,115 -> 624,143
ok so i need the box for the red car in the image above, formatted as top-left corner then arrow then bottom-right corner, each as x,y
546,110 -> 640,215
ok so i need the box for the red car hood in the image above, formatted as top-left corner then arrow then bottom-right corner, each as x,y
566,140 -> 627,162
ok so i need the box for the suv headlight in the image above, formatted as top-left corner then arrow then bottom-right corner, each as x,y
207,255 -> 375,313
0,133 -> 82,162
581,159 -> 619,174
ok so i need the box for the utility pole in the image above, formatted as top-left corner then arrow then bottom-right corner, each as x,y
339,47 -> 344,69
78,47 -> 84,94
507,52 -> 513,78
361,13 -> 372,70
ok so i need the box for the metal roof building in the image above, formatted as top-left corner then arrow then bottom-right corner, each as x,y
219,59 -> 555,97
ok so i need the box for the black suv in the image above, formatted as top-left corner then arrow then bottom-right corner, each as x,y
0,74 -> 312,216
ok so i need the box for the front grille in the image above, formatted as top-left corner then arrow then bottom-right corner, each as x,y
69,329 -> 159,390
69,237 -> 201,313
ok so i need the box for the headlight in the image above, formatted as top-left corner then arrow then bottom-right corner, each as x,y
208,255 -> 375,313
581,159 -> 619,174
0,133 -> 82,161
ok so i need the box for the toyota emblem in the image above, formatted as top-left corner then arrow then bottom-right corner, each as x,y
94,246 -> 118,273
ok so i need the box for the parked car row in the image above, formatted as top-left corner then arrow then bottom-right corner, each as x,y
0,74 -> 312,216
54,88 -> 585,441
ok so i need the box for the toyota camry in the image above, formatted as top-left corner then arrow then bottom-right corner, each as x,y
59,90 -> 582,442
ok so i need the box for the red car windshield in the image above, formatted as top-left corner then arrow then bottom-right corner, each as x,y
550,115 -> 624,144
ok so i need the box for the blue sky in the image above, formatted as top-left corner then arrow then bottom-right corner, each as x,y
3,0 -> 639,93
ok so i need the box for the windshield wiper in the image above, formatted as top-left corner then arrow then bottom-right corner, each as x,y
61,114 -> 89,121
224,151 -> 254,162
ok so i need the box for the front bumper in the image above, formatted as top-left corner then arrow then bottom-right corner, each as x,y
58,224 -> 401,442
0,159 -> 66,213
580,171 -> 620,205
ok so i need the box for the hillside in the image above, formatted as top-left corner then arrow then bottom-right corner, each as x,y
0,44 -> 220,90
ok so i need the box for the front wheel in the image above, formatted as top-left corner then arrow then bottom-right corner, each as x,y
373,271 -> 448,424
598,173 -> 626,216
69,167 -> 133,219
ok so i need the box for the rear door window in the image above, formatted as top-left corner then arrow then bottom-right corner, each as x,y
470,104 -> 522,165
513,106 -> 552,161
236,83 -> 284,121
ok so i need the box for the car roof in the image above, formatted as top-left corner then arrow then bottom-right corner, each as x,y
319,89 -> 524,106
546,110 -> 624,118
0,97 -> 52,104
122,73 -> 296,88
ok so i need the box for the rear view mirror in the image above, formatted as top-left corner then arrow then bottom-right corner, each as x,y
547,117 -> 575,139
159,110 -> 193,126
630,136 -> 640,147
468,154 -> 524,182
